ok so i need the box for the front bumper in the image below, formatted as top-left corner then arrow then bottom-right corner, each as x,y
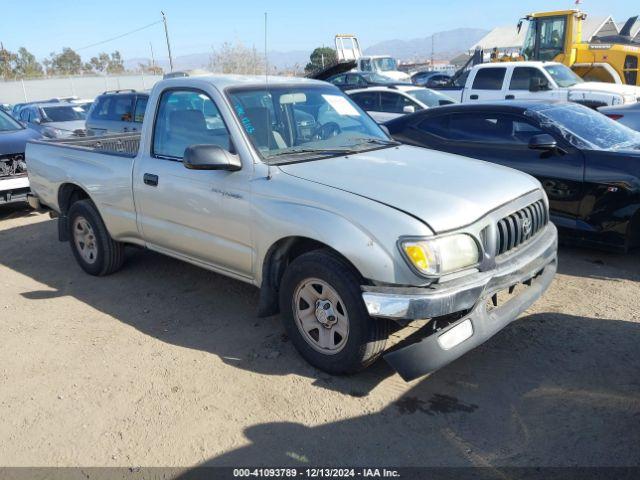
0,176 -> 30,204
363,223 -> 558,381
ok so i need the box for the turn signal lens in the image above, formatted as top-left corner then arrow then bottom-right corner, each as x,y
404,245 -> 430,271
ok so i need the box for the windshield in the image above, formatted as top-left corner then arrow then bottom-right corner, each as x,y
544,64 -> 583,88
227,85 -> 393,164
373,57 -> 398,72
529,103 -> 640,150
0,110 -> 23,132
42,105 -> 86,122
406,89 -> 456,107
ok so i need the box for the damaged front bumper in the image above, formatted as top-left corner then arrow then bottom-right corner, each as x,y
362,223 -> 558,381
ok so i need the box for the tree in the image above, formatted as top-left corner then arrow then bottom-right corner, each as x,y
13,47 -> 43,77
90,52 -> 110,73
209,41 -> 265,75
48,47 -> 83,75
304,47 -> 337,74
106,51 -> 124,74
0,44 -> 17,79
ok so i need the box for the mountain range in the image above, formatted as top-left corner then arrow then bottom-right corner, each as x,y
124,27 -> 489,72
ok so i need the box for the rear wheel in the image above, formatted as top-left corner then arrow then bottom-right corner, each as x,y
67,199 -> 125,276
279,250 -> 388,374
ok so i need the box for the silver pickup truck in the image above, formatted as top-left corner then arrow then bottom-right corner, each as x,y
26,74 -> 558,381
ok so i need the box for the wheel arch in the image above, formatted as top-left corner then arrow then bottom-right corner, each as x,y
58,183 -> 91,215
257,236 -> 367,317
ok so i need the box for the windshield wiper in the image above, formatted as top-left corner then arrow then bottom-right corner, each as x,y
267,147 -> 358,158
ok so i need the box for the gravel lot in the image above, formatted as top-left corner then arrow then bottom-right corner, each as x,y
0,203 -> 639,468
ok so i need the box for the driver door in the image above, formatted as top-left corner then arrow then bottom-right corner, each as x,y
133,88 -> 254,279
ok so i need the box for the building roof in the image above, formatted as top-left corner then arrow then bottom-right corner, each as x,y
472,16 -> 618,52
471,25 -> 526,51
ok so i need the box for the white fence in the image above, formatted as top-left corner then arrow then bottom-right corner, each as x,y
0,74 -> 163,104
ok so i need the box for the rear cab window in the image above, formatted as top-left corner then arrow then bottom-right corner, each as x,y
472,68 -> 507,90
133,97 -> 148,123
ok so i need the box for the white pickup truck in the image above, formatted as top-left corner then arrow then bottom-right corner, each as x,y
439,61 -> 640,108
26,74 -> 557,381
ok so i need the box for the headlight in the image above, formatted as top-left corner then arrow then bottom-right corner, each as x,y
400,234 -> 480,276
623,94 -> 636,104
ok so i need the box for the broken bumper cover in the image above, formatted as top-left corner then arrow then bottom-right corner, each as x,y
363,223 -> 558,381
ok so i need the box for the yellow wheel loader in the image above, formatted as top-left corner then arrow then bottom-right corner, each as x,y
516,10 -> 640,86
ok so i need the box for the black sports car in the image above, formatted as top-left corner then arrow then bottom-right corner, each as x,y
385,101 -> 640,252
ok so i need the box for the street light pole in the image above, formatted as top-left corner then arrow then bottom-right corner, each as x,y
161,11 -> 174,72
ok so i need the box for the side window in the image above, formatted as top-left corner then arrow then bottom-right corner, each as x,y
330,75 -> 346,86
133,97 -> 148,123
360,59 -> 372,72
416,115 -> 451,139
153,89 -> 231,159
346,74 -> 361,86
445,113 -> 543,144
509,67 -> 548,90
20,108 -> 30,122
350,92 -> 378,110
379,92 -> 419,113
472,68 -> 507,90
113,96 -> 134,121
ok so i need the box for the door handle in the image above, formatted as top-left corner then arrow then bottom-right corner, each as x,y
470,94 -> 479,100
143,173 -> 158,187
505,95 -> 515,100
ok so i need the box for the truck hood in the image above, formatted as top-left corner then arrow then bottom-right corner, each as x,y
0,127 -> 42,155
46,120 -> 87,132
278,145 -> 541,233
569,82 -> 640,98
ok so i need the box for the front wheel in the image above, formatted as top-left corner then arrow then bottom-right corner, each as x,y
279,250 -> 388,374
67,199 -> 125,276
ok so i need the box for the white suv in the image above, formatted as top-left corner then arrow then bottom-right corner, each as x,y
347,86 -> 456,123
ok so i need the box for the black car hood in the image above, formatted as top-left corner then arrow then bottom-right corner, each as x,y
0,127 -> 42,155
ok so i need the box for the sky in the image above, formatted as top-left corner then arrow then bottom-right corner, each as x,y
0,0 -> 635,62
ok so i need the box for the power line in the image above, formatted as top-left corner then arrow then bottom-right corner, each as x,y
75,20 -> 163,52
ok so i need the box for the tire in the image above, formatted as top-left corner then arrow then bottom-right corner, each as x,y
279,250 -> 388,375
67,199 -> 125,276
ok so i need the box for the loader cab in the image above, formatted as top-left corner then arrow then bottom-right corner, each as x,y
520,10 -> 586,63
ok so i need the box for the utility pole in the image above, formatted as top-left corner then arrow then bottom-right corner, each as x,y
150,42 -> 156,70
161,11 -> 174,72
431,34 -> 435,67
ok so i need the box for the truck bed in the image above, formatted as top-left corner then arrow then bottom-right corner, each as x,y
35,132 -> 141,158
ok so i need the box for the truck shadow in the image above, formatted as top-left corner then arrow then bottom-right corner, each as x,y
1,218 -> 639,404
178,311 -> 640,468
0,217 -> 395,395
0,202 -> 38,221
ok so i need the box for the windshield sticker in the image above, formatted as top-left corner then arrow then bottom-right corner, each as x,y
234,103 -> 255,134
322,95 -> 360,117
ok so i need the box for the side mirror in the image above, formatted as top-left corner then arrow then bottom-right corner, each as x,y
529,77 -> 550,92
32,118 -> 42,125
528,134 -> 558,151
183,144 -> 241,171
403,105 -> 416,114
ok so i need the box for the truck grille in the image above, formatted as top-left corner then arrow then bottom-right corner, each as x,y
0,153 -> 27,178
496,200 -> 548,256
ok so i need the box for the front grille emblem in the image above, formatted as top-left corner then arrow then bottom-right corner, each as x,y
522,218 -> 532,237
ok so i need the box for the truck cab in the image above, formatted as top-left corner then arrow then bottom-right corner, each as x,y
438,61 -> 640,108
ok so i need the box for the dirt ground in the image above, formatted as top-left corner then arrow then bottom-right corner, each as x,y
0,202 -> 639,469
